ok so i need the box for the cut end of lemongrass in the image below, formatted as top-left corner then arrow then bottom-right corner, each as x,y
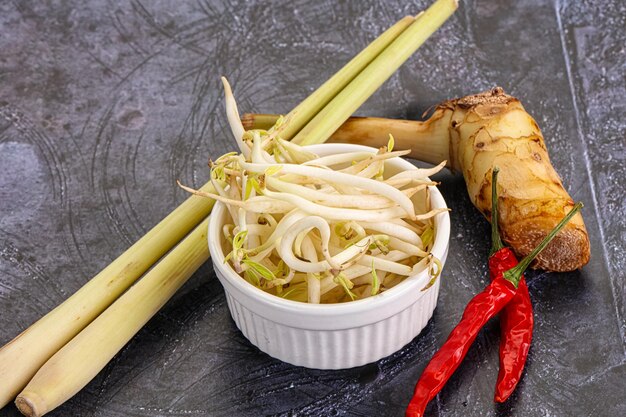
15,392 -> 45,417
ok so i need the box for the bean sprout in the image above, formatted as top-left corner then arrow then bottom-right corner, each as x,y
180,79 -> 446,303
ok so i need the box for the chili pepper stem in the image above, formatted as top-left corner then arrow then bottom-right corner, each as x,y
490,167 -> 504,256
504,202 -> 583,287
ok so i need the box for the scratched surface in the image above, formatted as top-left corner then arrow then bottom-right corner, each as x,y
0,0 -> 624,416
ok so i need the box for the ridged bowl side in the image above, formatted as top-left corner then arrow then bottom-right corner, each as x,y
221,277 -> 440,369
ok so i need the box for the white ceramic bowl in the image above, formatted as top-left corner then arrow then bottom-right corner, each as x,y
208,143 -> 450,369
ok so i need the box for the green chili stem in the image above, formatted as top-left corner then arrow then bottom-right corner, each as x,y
504,202 -> 583,287
490,167 -> 504,256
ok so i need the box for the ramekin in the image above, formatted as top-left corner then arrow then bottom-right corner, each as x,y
208,143 -> 450,369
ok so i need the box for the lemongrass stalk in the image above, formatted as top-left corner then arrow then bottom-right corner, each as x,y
15,218 -> 210,417
241,113 -> 277,131
291,0 -> 457,146
275,15 -> 415,140
0,182 -> 215,409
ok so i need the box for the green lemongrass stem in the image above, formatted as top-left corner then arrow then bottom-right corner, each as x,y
291,0 -> 457,146
263,15 -> 415,140
241,113 -> 278,130
15,218 -> 210,417
490,167 -> 504,255
0,182 -> 215,409
504,202 -> 584,287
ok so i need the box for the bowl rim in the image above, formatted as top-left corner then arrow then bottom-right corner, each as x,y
207,143 -> 450,318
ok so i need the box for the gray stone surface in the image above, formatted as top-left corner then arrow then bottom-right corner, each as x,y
0,0 -> 624,416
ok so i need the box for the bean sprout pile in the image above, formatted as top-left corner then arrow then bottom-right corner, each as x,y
181,78 -> 447,303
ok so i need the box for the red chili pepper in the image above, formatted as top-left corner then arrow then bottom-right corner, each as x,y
405,168 -> 583,417
487,169 -> 534,403
489,247 -> 533,403
405,275 -> 517,417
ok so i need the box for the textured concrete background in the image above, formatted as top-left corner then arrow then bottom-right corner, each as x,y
0,0 -> 624,416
